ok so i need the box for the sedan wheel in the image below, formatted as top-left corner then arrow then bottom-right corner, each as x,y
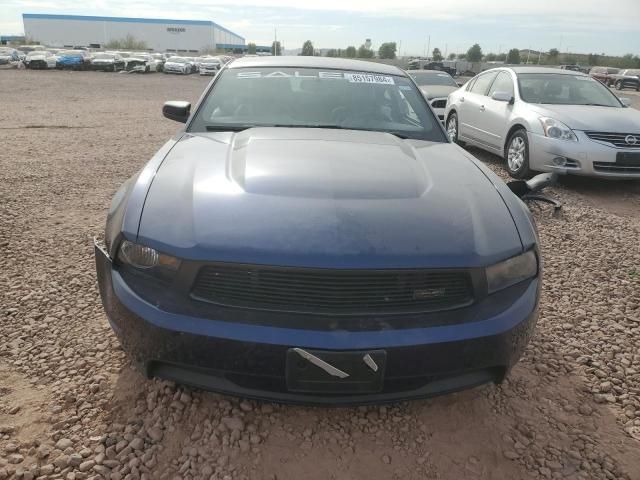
615,81 -> 622,90
505,130 -> 531,179
446,113 -> 458,143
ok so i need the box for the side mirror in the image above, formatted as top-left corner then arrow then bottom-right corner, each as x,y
491,91 -> 513,103
619,97 -> 631,107
163,101 -> 191,123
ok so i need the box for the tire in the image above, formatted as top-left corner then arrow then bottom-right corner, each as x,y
505,129 -> 531,179
446,112 -> 464,145
615,81 -> 623,90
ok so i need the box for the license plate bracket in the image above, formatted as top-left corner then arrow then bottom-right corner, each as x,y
286,349 -> 386,394
616,152 -> 640,165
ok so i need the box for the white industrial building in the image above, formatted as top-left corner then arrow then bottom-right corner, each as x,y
22,13 -> 245,52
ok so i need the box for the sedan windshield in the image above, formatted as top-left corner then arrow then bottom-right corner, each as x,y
408,71 -> 457,87
189,67 -> 445,141
518,73 -> 622,107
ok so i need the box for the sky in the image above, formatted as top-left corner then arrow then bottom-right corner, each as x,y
2,0 -> 639,56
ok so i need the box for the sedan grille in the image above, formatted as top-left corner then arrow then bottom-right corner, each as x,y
191,264 -> 474,315
430,99 -> 447,109
585,131 -> 640,148
593,162 -> 640,174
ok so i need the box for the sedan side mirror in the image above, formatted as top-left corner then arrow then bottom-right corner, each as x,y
491,91 -> 513,103
619,97 -> 631,107
163,101 -> 191,123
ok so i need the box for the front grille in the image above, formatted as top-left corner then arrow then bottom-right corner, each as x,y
191,264 -> 474,315
585,131 -> 640,148
431,99 -> 447,109
593,162 -> 640,174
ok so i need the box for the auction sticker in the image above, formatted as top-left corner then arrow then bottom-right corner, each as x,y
345,73 -> 395,85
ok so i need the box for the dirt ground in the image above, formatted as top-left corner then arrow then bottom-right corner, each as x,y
1,69 -> 639,480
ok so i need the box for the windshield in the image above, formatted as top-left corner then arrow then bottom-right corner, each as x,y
408,71 -> 457,87
189,67 -> 445,141
517,73 -> 622,107
168,57 -> 186,63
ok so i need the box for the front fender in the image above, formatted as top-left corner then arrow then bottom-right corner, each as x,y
105,138 -> 180,256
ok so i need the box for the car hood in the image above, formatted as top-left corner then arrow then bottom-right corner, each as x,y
530,104 -> 640,131
419,85 -> 458,99
137,128 -> 523,268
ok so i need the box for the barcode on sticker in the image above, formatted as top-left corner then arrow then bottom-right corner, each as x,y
345,73 -> 395,85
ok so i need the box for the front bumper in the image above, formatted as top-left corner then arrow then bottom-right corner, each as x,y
95,242 -> 539,405
528,131 -> 640,178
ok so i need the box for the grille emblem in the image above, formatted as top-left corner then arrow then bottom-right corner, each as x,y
625,135 -> 638,146
413,287 -> 446,300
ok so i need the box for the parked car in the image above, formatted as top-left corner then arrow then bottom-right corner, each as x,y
0,47 -> 21,67
151,53 -> 166,72
589,66 -> 620,86
56,50 -> 90,70
24,50 -> 58,69
407,69 -> 459,122
199,57 -> 222,76
610,69 -> 640,91
91,52 -> 125,72
445,67 -> 640,179
126,54 -> 154,73
183,57 -> 199,73
163,57 -> 191,75
95,56 -> 542,404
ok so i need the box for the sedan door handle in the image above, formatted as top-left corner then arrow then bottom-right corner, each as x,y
479,105 -> 485,112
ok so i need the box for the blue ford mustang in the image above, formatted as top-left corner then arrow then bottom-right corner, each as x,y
95,56 -> 541,404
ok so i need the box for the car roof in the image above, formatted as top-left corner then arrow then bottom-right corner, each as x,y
496,66 -> 589,76
228,56 -> 405,76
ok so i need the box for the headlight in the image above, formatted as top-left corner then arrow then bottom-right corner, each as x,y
539,117 -> 577,142
117,240 -> 180,272
486,250 -> 538,294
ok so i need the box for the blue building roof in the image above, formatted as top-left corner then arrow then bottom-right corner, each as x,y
22,13 -> 244,42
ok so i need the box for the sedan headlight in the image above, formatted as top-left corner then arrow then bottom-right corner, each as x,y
486,250 -> 538,294
539,117 -> 577,142
117,240 -> 180,280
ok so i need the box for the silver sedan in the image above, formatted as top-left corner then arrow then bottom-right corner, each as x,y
444,67 -> 640,179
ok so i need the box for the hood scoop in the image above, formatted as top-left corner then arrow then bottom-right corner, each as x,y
228,128 -> 430,200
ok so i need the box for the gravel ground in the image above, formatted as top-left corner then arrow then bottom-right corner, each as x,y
1,69 -> 639,480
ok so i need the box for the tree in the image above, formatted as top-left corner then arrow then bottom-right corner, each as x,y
326,49 -> 338,57
105,34 -> 148,50
484,53 -> 497,61
466,44 -> 483,62
247,43 -> 256,54
496,53 -> 507,62
587,53 -> 599,66
345,46 -> 357,58
301,40 -> 314,56
457,53 -> 466,60
506,48 -> 520,64
378,42 -> 397,59
447,52 -> 456,60
432,47 -> 443,61
548,48 -> 559,59
271,41 -> 282,56
357,44 -> 374,58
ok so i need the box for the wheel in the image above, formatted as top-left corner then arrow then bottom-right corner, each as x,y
505,129 -> 531,179
446,112 -> 463,145
615,81 -> 623,90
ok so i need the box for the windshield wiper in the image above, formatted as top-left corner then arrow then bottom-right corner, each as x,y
271,124 -> 413,139
582,103 -> 615,107
205,125 -> 253,132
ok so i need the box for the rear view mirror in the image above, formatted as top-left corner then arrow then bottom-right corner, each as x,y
491,91 -> 513,103
163,101 -> 191,123
619,97 -> 631,107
